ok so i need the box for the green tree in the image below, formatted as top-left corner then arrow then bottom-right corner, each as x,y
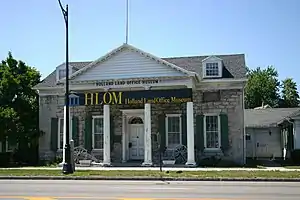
281,78 -> 300,108
0,52 -> 42,164
245,66 -> 280,108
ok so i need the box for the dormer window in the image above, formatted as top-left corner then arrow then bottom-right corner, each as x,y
202,56 -> 223,78
59,69 -> 66,79
56,64 -> 74,82
205,62 -> 219,76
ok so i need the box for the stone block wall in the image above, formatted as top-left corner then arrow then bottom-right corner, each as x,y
39,88 -> 244,165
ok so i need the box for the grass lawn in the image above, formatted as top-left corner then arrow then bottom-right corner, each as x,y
0,169 -> 299,179
284,166 -> 300,169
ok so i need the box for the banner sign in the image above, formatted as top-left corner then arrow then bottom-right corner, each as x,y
72,88 -> 192,106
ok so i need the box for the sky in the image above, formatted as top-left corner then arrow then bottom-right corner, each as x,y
0,0 -> 299,89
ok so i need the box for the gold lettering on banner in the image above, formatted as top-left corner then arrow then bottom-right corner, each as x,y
85,93 -> 93,105
83,91 -> 192,105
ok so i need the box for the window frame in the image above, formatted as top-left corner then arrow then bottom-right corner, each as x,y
203,114 -> 221,150
5,136 -> 14,152
202,56 -> 223,78
57,117 -> 73,151
92,115 -> 104,150
58,118 -> 64,150
165,114 -> 182,149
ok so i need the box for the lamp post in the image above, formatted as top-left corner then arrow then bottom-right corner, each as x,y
58,0 -> 73,174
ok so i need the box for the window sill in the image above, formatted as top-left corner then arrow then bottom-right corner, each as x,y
203,148 -> 222,152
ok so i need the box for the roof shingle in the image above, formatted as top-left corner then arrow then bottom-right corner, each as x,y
35,50 -> 246,88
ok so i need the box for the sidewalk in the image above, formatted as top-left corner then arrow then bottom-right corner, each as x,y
1,166 -> 300,171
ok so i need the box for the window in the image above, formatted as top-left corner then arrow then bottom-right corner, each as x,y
5,137 -> 14,152
204,115 -> 221,149
92,116 -> 104,150
59,69 -> 66,79
58,118 -> 64,150
246,134 -> 251,141
205,63 -> 219,77
166,114 -> 182,149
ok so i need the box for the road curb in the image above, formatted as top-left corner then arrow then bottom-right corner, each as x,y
1,176 -> 300,182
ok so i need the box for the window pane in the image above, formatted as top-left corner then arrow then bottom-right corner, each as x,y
59,118 -> 64,133
167,116 -> 181,147
94,118 -> 103,134
60,133 -> 63,149
93,117 -> 104,149
205,115 -> 219,148
168,117 -> 180,132
59,69 -> 66,79
206,63 -> 219,76
168,132 -> 180,146
94,133 -> 103,149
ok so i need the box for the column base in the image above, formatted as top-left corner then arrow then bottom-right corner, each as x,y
102,162 -> 111,167
185,161 -> 196,167
141,162 -> 153,167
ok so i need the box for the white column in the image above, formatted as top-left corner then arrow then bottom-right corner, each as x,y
103,104 -> 111,166
142,103 -> 153,166
122,114 -> 127,162
185,102 -> 196,166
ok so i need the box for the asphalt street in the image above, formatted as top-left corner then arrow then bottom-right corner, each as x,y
0,180 -> 299,200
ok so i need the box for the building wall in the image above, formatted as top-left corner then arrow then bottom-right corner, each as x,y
246,127 -> 282,158
38,88 -> 245,164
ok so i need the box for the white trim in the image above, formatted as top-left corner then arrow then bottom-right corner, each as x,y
202,55 -> 223,62
92,115 -> 104,150
203,114 -> 221,150
165,114 -> 182,149
202,61 -> 222,78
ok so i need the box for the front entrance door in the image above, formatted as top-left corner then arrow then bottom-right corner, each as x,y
129,124 -> 144,160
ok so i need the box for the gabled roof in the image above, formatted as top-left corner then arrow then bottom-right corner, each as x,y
201,55 -> 223,62
59,43 -> 198,83
34,45 -> 247,89
245,108 -> 300,128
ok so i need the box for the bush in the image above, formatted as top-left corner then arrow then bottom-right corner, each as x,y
0,152 -> 12,167
198,156 -> 240,167
291,150 -> 300,164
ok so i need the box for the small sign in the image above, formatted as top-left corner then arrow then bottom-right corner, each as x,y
75,88 -> 193,106
95,79 -> 161,87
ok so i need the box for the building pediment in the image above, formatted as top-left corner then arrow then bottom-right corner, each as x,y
58,43 -> 198,84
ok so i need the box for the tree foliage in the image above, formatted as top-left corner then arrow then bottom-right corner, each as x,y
0,52 -> 42,144
281,78 -> 300,108
245,66 -> 280,109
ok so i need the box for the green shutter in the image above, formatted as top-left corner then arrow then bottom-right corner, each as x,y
1,140 -> 5,152
50,118 -> 58,152
110,116 -> 115,152
158,114 -> 166,152
72,116 -> 79,147
84,114 -> 92,152
195,115 -> 204,151
181,113 -> 187,146
288,125 -> 294,150
220,113 -> 229,151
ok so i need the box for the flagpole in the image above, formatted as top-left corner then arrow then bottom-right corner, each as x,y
125,0 -> 129,44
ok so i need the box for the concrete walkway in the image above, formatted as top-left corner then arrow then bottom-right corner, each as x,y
1,166 -> 300,171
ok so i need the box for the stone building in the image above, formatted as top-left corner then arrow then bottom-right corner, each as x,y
33,43 -> 247,166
